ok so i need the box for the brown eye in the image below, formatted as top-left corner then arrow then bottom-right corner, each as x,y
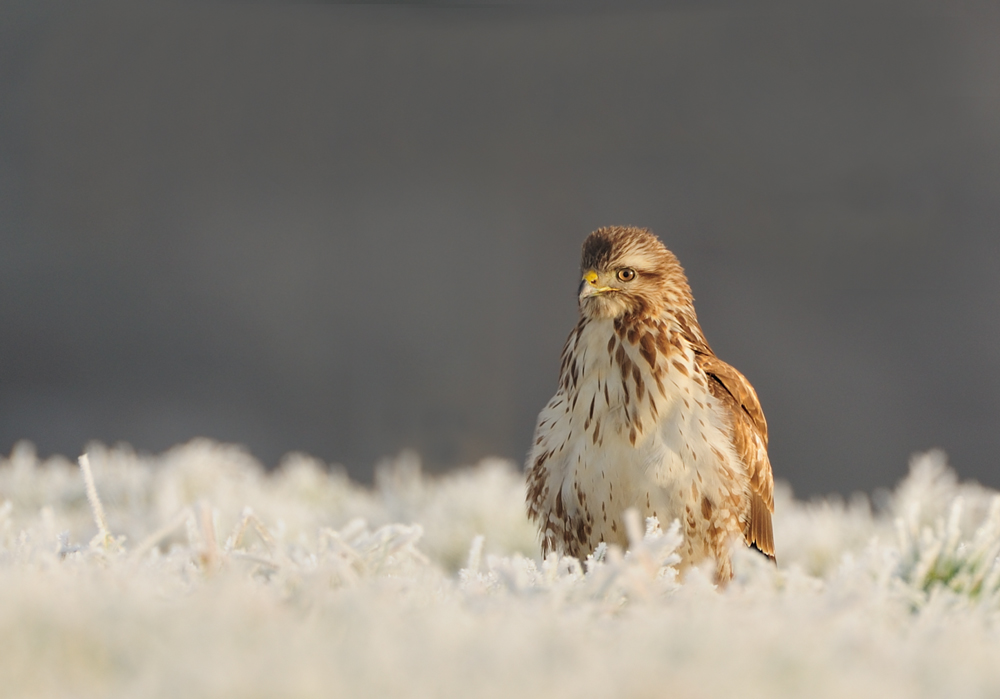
617,268 -> 636,282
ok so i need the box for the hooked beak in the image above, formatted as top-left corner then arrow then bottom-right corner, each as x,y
578,269 -> 618,299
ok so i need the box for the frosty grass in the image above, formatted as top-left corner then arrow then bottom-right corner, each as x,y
1,439 -> 999,699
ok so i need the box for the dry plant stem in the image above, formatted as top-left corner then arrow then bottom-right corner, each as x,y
78,453 -> 120,553
249,512 -> 277,551
223,507 -> 254,552
228,551 -> 280,569
130,507 -> 194,560
198,501 -> 220,573
222,507 -> 282,572
223,507 -> 277,553
130,504 -> 281,572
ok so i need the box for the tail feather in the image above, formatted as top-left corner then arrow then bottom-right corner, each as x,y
747,491 -> 775,563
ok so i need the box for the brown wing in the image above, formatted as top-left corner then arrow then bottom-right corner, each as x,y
696,352 -> 775,560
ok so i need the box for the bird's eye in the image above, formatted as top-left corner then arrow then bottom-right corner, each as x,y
617,268 -> 636,282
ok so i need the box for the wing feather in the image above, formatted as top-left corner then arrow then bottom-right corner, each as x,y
695,351 -> 775,560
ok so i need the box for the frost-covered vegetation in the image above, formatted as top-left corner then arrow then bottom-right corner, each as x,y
1,439 -> 999,699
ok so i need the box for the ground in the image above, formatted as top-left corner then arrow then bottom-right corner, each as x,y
0,439 -> 998,699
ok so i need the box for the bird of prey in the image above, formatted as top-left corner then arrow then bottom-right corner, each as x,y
525,226 -> 774,582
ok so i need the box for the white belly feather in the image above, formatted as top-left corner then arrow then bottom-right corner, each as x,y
526,317 -> 750,568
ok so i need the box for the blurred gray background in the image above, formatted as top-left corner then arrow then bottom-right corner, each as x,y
1,1 -> 998,497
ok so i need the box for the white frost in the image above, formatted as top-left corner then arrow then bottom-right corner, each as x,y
0,440 -> 998,698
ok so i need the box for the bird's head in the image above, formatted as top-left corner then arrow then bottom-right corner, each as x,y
578,226 -> 692,321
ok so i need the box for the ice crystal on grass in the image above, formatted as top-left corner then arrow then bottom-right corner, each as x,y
459,512 -> 683,609
0,440 -> 999,699
889,452 -> 1000,604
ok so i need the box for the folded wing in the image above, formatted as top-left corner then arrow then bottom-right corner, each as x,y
696,352 -> 775,560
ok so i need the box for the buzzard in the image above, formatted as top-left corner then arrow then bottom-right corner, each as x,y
525,226 -> 774,582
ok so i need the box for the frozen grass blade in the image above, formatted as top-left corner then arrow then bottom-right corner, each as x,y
130,506 -> 193,560
78,453 -> 121,553
197,501 -> 220,573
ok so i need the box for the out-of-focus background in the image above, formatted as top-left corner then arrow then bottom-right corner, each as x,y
1,1 -> 998,497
